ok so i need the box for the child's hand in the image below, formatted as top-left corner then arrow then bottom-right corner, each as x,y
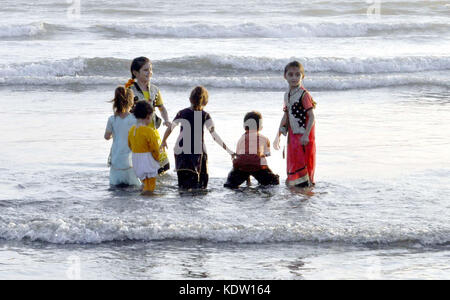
300,135 -> 309,145
273,135 -> 281,150
163,121 -> 172,128
160,141 -> 168,152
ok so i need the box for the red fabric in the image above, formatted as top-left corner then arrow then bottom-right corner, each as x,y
287,124 -> 316,185
233,132 -> 266,172
301,89 -> 313,110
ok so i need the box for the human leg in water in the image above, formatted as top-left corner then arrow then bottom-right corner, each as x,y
142,177 -> 156,194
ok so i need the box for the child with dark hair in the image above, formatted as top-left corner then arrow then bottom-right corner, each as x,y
160,86 -> 235,190
224,111 -> 279,188
128,100 -> 161,194
274,60 -> 317,187
104,86 -> 140,187
125,56 -> 170,174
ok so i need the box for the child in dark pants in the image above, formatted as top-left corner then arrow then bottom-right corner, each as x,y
224,111 -> 279,188
160,86 -> 235,190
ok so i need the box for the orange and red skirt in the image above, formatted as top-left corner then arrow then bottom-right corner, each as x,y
286,126 -> 316,186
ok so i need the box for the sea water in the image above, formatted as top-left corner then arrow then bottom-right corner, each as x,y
0,0 -> 449,279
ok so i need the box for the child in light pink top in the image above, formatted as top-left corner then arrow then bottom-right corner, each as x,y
224,111 -> 279,188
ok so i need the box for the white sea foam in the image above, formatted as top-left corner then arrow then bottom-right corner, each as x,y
2,19 -> 447,40
0,22 -> 49,38
1,56 -> 449,81
1,73 -> 448,90
159,55 -> 450,74
96,21 -> 449,38
0,218 -> 448,245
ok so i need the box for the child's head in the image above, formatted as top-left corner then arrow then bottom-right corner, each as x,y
189,86 -> 209,110
244,111 -> 263,131
284,61 -> 305,88
130,56 -> 152,83
133,100 -> 154,124
112,86 -> 134,114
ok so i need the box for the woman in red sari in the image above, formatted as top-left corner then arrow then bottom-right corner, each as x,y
274,61 -> 316,187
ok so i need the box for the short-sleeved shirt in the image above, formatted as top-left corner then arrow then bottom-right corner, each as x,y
105,114 -> 136,169
128,125 -> 160,161
284,86 -> 314,134
172,108 -> 213,155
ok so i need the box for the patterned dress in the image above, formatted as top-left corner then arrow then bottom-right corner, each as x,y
283,86 -> 316,186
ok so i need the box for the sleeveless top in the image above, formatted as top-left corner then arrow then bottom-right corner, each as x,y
284,87 -> 312,134
130,82 -> 162,129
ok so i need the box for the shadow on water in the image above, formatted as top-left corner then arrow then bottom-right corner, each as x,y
107,184 -> 142,196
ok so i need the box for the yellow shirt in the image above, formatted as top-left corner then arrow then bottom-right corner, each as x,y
128,125 -> 160,161
143,90 -> 163,107
143,90 -> 164,130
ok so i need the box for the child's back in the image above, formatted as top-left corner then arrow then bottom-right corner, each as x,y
107,114 -> 136,167
160,86 -> 235,190
224,111 -> 279,188
235,131 -> 271,168
104,86 -> 140,187
128,125 -> 160,180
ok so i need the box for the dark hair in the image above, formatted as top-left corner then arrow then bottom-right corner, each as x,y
244,111 -> 262,131
189,86 -> 209,110
284,60 -> 305,79
133,100 -> 153,119
130,57 -> 151,79
111,86 -> 134,114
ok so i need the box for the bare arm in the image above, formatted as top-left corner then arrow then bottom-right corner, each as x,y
273,111 -> 288,150
104,131 -> 112,140
208,127 -> 235,156
160,124 -> 174,151
158,105 -> 171,127
276,112 -> 288,138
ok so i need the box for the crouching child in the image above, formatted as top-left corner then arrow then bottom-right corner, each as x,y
224,111 -> 280,188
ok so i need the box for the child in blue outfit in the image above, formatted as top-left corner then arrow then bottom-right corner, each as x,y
104,86 -> 140,186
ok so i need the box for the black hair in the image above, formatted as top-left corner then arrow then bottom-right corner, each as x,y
244,111 -> 262,131
130,57 -> 151,79
133,100 -> 153,119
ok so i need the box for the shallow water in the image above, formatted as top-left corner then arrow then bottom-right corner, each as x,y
0,0 -> 449,279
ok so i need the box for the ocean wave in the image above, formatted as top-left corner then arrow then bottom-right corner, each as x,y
0,22 -> 47,38
0,57 -> 129,78
0,22 -> 65,39
96,21 -> 449,38
0,218 -> 448,246
157,55 -> 450,74
2,55 -> 450,80
0,73 -> 448,90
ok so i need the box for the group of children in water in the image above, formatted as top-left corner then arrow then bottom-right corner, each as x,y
104,57 -> 316,194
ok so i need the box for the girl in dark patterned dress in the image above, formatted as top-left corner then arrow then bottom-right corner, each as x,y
160,86 -> 235,189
